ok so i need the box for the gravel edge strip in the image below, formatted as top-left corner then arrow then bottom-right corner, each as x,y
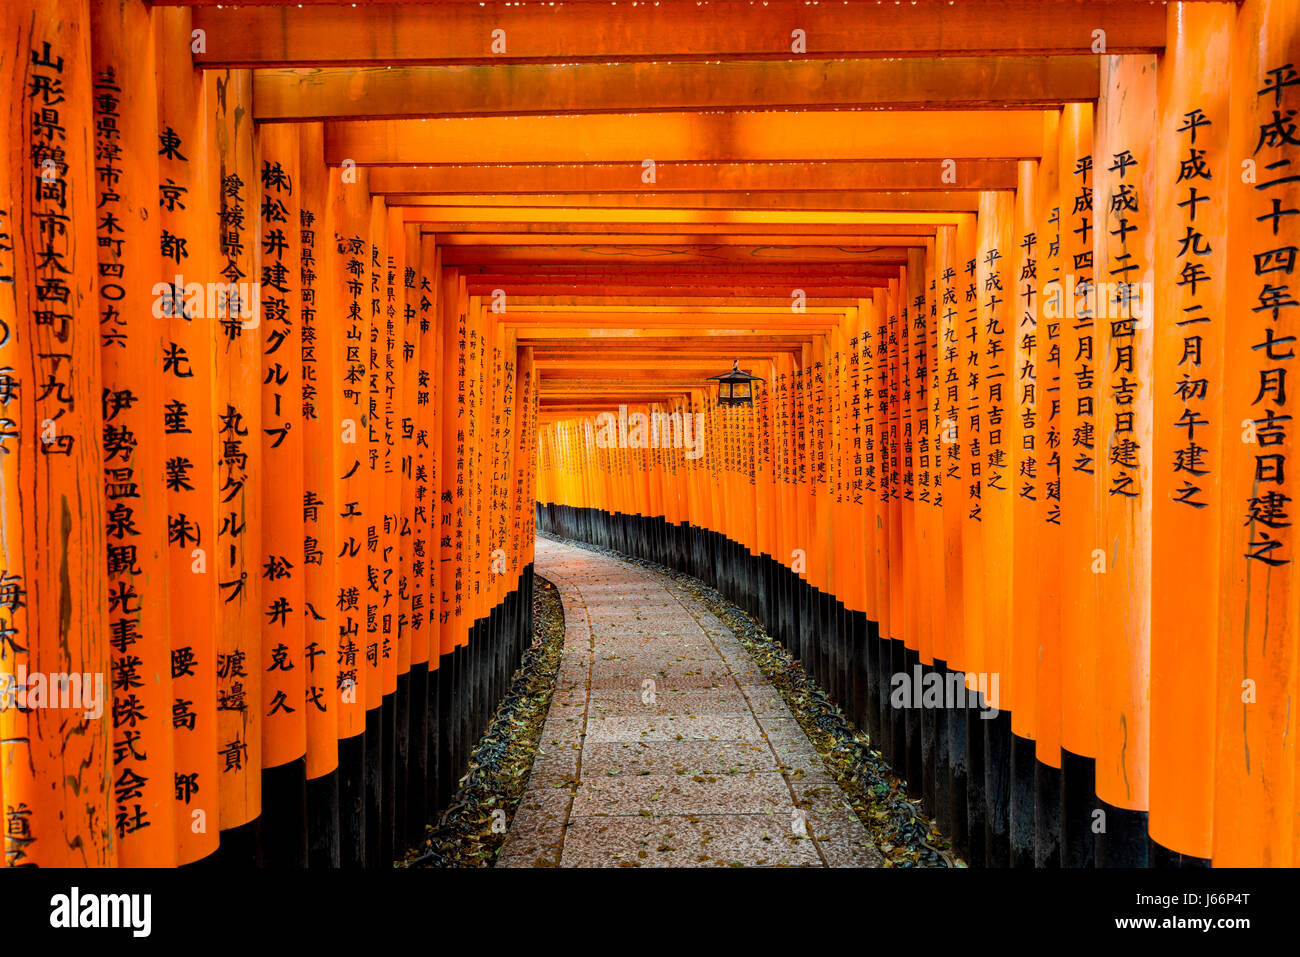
403,576 -> 568,867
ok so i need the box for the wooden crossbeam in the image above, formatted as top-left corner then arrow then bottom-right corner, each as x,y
513,326 -> 837,338
463,264 -> 903,277
543,382 -> 736,393
395,194 -> 983,215
418,223 -> 956,237
325,111 -> 1046,164
536,357 -> 783,369
489,303 -> 851,314
471,268 -> 899,284
527,337 -> 812,356
470,283 -> 886,297
253,56 -> 1098,120
428,227 -> 938,241
367,160 -> 1020,193
499,318 -> 842,332
190,2 -> 1167,67
438,244 -> 919,265
538,400 -> 696,413
434,237 -> 935,256
507,296 -> 860,307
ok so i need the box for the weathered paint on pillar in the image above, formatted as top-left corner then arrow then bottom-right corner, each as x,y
1,0 -> 113,868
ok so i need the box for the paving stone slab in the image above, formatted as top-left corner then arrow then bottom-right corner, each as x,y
570,770 -> 794,817
586,689 -> 754,718
584,713 -> 767,744
558,814 -> 823,868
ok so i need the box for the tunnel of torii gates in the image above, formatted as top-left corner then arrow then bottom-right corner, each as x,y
0,0 -> 1298,872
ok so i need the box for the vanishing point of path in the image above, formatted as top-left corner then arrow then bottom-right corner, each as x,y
498,536 -> 884,868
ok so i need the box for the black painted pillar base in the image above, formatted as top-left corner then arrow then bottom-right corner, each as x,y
920,671 -> 937,819
1149,839 -> 1212,869
338,732 -> 366,868
426,663 -> 442,817
852,613 -> 869,733
1034,755 -> 1062,867
903,645 -> 922,798
407,662 -> 428,851
1060,748 -> 1097,868
1008,733 -> 1036,868
364,706 -> 383,868
964,701 -> 988,866
1096,801 -> 1149,868
875,623 -> 891,762
983,708 -> 1011,868
395,672 -> 410,857
437,650 -> 456,812
307,769 -> 341,867
947,696 -> 969,856
932,659 -> 951,832
889,638 -> 908,782
381,692 -> 396,865
261,757 -> 308,867
212,817 -> 263,868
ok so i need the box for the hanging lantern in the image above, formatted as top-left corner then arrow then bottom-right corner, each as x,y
707,360 -> 761,408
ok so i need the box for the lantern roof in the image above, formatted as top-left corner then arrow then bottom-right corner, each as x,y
706,360 -> 762,386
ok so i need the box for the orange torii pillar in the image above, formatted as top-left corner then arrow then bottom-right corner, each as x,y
331,165 -> 373,867
1094,51 -> 1156,868
846,302 -> 878,751
512,342 -> 536,713
382,205 -> 405,861
954,210 -> 987,863
436,267 -> 466,810
791,351 -> 810,669
936,226 -> 967,844
399,221 -> 426,849
367,196 -> 394,867
1216,0 -> 1298,868
298,121 -> 342,866
900,252 -> 924,800
869,289 -> 894,777
771,360 -> 797,648
462,285 -> 484,802
1010,159 -> 1043,868
1149,0 -> 1230,869
827,321 -> 851,730
975,191 -> 1015,867
257,120 -> 308,867
916,242 -> 946,817
1032,108 -> 1064,868
917,239 -> 948,822
1056,98 -> 1100,869
155,3 -> 220,866
416,234 -> 444,817
1,0 -> 114,868
91,0 -> 176,867
207,66 -> 264,864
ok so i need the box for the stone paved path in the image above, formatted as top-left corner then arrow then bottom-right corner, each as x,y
498,536 -> 883,868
